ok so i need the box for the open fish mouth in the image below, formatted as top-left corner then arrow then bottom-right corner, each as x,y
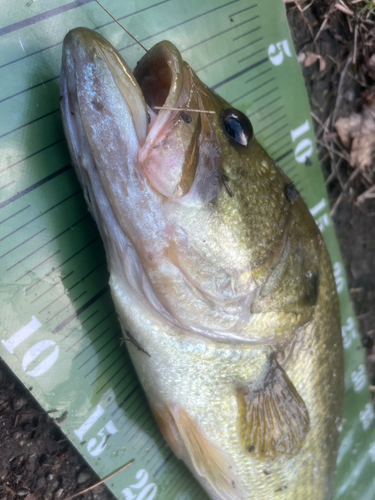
60,28 -> 198,196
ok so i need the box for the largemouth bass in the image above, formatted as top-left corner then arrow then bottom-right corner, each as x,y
60,28 -> 344,500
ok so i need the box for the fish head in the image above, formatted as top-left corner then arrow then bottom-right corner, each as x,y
60,28 -> 318,340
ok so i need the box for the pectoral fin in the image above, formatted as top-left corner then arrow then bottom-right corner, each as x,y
150,402 -> 242,500
237,358 -> 310,460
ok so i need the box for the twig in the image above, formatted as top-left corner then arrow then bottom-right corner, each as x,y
325,169 -> 337,185
294,1 -> 319,53
301,0 -> 314,12
353,8 -> 359,65
332,55 -> 352,126
315,140 -> 349,163
328,166 -> 361,211
330,191 -> 345,216
314,17 -> 328,44
335,1 -> 354,16
63,460 -> 135,500
357,184 -> 375,204
13,413 -> 19,428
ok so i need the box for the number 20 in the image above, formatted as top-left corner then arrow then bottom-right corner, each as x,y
122,469 -> 157,500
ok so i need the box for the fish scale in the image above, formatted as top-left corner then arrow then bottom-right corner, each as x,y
0,1 -> 374,499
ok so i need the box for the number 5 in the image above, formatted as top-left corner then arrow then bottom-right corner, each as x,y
268,40 -> 292,66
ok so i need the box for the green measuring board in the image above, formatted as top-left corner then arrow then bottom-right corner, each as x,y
0,0 -> 374,498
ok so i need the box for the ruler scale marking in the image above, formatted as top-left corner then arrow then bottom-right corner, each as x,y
0,165 -> 72,210
83,339 -> 119,378
7,214 -> 89,272
117,0 -> 244,53
90,351 -> 126,385
69,310 -> 115,353
256,113 -> 287,134
52,286 -> 109,333
0,139 -> 65,175
30,270 -> 74,304
1,191 -> 80,244
262,122 -> 289,142
181,19 -> 260,53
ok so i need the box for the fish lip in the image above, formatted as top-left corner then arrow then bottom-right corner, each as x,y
61,27 -> 148,145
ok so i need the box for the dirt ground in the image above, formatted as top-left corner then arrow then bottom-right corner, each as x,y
1,2 -> 374,499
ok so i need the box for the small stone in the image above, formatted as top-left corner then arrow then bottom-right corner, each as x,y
13,397 -> 27,411
47,474 -> 54,482
12,431 -> 22,440
36,476 -> 46,489
77,472 -> 91,484
16,489 -> 29,496
54,489 -> 64,499
51,481 -> 59,491
22,423 -> 35,432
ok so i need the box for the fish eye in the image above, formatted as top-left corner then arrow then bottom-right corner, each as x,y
221,108 -> 253,147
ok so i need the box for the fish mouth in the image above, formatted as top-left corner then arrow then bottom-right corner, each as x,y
134,40 -> 186,118
61,27 -> 188,149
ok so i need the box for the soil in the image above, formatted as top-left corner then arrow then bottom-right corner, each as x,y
1,2 -> 374,499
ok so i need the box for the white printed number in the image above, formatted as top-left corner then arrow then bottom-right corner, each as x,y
74,403 -> 118,457
309,198 -> 331,233
316,214 -> 331,233
351,364 -> 367,393
1,317 -> 59,378
359,403 -> 375,431
122,469 -> 157,500
341,317 -> 358,349
87,420 -> 118,457
290,120 -> 314,164
333,262 -> 345,294
268,40 -> 292,66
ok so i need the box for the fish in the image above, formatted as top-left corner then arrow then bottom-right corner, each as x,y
60,27 -> 344,500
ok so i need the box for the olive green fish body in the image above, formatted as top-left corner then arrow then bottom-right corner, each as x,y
60,28 -> 344,500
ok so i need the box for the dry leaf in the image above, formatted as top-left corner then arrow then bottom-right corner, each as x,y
305,51 -> 320,67
319,57 -> 327,72
335,103 -> 375,173
304,52 -> 326,72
